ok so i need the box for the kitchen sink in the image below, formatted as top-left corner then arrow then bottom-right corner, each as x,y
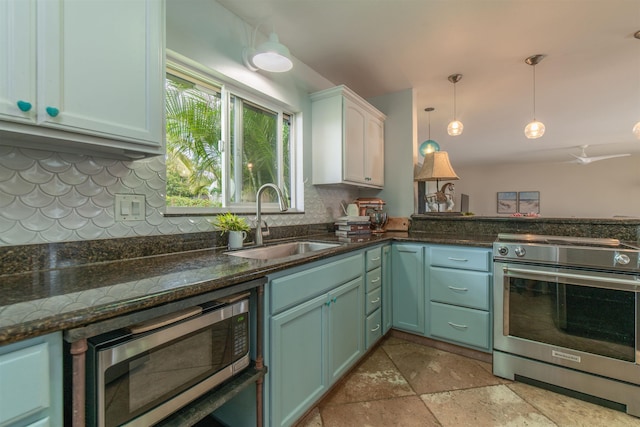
226,241 -> 341,260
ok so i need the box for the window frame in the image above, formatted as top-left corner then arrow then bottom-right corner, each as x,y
164,53 -> 300,215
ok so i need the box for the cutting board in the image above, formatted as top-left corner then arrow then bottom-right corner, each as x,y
385,217 -> 410,231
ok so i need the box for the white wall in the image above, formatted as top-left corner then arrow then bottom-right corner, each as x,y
453,156 -> 640,218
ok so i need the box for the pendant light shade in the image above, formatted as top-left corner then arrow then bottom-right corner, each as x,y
419,107 -> 441,155
524,54 -> 545,139
243,29 -> 293,73
447,74 -> 464,136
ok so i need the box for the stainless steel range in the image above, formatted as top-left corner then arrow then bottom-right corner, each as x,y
493,233 -> 640,416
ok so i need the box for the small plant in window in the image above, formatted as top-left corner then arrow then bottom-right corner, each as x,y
210,213 -> 251,234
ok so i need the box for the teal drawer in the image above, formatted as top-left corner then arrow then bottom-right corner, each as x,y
429,246 -> 491,271
365,309 -> 382,348
365,267 -> 382,292
429,302 -> 490,350
271,254 -> 363,313
365,247 -> 382,271
366,287 -> 381,315
429,267 -> 490,310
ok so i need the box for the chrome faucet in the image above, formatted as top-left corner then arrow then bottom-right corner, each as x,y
255,183 -> 288,246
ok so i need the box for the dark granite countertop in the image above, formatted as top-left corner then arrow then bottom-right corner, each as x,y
0,232 -> 494,345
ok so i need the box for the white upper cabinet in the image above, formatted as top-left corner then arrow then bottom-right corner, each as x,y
0,0 -> 165,159
311,85 -> 386,188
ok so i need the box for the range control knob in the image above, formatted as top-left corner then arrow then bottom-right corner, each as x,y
514,246 -> 526,257
497,246 -> 509,256
614,253 -> 630,265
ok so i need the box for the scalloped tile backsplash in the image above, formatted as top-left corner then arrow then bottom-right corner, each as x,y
0,146 -> 358,246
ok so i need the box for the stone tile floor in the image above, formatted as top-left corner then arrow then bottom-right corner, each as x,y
296,336 -> 640,427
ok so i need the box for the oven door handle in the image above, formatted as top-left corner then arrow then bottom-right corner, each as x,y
503,266 -> 640,292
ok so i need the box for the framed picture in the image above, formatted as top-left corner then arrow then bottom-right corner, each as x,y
518,191 -> 540,214
497,192 -> 517,214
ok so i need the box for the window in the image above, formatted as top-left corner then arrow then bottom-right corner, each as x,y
165,63 -> 295,212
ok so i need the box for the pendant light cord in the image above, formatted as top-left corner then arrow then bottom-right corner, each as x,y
453,83 -> 457,120
532,65 -> 537,120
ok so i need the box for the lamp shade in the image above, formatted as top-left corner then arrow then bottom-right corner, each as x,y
251,32 -> 293,72
415,151 -> 460,182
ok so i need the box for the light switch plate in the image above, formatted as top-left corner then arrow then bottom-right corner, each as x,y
115,194 -> 146,221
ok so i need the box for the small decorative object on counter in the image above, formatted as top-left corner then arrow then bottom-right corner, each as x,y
334,215 -> 371,238
210,212 -> 251,249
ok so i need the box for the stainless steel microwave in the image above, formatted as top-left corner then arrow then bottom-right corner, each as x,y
86,297 -> 250,427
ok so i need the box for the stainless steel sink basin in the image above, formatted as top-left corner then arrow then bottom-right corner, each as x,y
227,241 -> 341,260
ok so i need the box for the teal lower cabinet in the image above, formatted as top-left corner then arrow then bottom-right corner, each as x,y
0,332 -> 63,427
427,245 -> 493,352
381,245 -> 392,334
267,253 -> 364,427
391,244 -> 425,334
364,246 -> 383,349
429,302 -> 491,350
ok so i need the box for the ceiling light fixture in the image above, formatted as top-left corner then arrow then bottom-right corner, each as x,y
447,74 -> 463,136
524,54 -> 546,139
243,28 -> 293,73
633,31 -> 640,139
419,107 -> 440,155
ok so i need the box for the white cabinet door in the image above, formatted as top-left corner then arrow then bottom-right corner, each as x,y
0,0 -> 164,158
365,114 -> 384,186
311,85 -> 385,188
343,97 -> 366,183
0,0 -> 36,124
37,0 -> 163,146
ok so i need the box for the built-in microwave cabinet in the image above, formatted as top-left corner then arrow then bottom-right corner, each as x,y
311,85 -> 385,188
0,0 -> 164,159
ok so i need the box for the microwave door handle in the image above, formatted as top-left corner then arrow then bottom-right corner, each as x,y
503,266 -> 640,292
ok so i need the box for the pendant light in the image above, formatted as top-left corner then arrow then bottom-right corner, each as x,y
524,54 -> 546,139
419,107 -> 440,155
447,74 -> 464,136
633,31 -> 640,139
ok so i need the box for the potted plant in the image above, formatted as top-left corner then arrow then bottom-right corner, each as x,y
210,213 -> 251,249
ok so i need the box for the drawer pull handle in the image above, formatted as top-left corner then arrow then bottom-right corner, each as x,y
370,324 -> 380,332
370,297 -> 380,304
370,257 -> 381,261
447,257 -> 468,262
371,277 -> 380,283
447,286 -> 468,292
447,322 -> 468,330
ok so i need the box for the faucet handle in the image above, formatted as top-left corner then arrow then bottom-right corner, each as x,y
260,219 -> 270,237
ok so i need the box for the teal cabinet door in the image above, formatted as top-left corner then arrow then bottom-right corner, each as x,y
392,244 -> 425,334
271,293 -> 328,427
382,245 -> 392,333
0,332 -> 62,427
328,277 -> 364,383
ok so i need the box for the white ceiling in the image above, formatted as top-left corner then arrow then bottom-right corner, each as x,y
217,0 -> 640,167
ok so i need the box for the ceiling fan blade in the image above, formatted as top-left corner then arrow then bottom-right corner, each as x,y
568,154 -> 590,164
584,154 -> 631,162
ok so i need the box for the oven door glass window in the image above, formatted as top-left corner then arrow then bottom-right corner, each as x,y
103,319 -> 235,427
507,276 -> 635,362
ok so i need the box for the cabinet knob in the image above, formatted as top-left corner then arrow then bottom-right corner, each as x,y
46,106 -> 60,117
16,100 -> 32,112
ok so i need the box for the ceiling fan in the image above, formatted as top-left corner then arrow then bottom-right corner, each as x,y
568,145 -> 631,165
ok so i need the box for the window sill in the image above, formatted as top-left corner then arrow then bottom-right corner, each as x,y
163,208 -> 305,217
